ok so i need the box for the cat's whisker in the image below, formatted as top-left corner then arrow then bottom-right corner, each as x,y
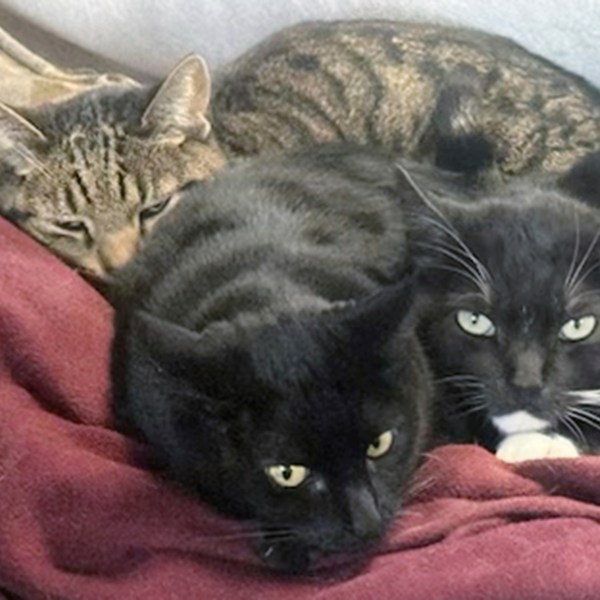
567,406 -> 600,432
453,392 -> 487,416
558,412 -> 587,447
406,475 -> 437,498
564,211 -> 581,294
565,228 -> 600,296
565,389 -> 600,404
434,374 -> 483,384
428,263 -> 490,297
415,240 -> 489,296
417,213 -> 492,282
567,260 -> 600,298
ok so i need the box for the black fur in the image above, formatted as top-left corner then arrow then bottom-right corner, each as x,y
410,153 -> 600,453
110,144 -> 434,573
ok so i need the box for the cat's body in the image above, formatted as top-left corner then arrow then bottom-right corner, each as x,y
111,144 -> 435,573
212,20 -> 600,179
0,56 -> 225,279
409,156 -> 600,461
3,19 -> 600,278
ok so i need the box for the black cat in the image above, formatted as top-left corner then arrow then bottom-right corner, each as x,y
402,151 -> 600,461
110,144 -> 436,573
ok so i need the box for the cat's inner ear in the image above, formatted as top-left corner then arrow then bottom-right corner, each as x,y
0,102 -> 47,175
558,150 -> 600,207
141,54 -> 212,145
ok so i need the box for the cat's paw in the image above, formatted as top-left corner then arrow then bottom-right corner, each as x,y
496,432 -> 580,463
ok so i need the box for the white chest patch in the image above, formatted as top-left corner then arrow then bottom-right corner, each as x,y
492,410 -> 550,435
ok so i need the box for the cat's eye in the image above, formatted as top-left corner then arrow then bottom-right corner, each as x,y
139,196 -> 172,221
55,219 -> 89,234
265,464 -> 310,488
367,430 -> 394,459
455,310 -> 496,338
559,315 -> 597,342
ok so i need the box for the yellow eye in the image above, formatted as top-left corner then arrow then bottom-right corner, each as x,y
367,430 -> 394,459
456,310 -> 496,337
265,464 -> 309,488
559,315 -> 597,342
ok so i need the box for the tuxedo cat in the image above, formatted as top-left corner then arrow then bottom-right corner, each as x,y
402,151 -> 600,461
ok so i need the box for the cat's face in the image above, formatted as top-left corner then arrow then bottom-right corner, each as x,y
114,285 -> 431,573
414,176 -> 600,449
0,56 -> 225,279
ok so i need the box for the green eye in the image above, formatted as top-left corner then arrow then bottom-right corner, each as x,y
367,430 -> 394,459
456,310 -> 496,337
559,315 -> 597,342
139,196 -> 172,221
265,464 -> 309,488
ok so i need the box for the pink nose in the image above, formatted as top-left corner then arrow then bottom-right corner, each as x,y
98,227 -> 139,271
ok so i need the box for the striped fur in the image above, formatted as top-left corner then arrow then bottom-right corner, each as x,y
0,55 -> 225,279
212,20 -> 600,178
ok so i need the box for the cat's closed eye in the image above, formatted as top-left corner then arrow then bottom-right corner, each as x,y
52,219 -> 93,240
139,195 -> 175,223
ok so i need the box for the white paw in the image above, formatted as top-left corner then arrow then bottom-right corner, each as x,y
496,432 -> 580,463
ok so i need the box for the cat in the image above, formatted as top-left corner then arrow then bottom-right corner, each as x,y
4,19 -> 600,279
398,150 -> 600,462
110,143 -> 435,573
211,20 -> 600,181
0,54 -> 225,279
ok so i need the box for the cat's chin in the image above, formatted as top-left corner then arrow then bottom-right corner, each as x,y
496,432 -> 580,463
257,537 -> 317,574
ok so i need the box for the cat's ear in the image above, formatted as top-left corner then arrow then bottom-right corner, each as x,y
0,102 -> 47,175
558,150 -> 600,207
327,274 -> 416,350
124,310 -> 246,411
141,54 -> 212,145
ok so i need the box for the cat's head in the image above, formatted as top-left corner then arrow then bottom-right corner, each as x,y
0,55 -> 225,279
113,280 -> 431,573
401,156 -> 600,448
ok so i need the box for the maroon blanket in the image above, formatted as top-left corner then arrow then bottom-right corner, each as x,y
2,215 -> 600,599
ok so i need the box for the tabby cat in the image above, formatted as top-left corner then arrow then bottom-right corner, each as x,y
3,20 -> 600,278
403,151 -> 600,462
111,144 -> 434,573
212,20 -> 600,180
0,55 -> 225,279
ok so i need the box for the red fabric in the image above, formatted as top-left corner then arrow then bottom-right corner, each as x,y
2,215 -> 600,600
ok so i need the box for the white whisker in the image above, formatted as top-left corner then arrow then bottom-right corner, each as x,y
565,228 -> 600,297
559,413 -> 587,446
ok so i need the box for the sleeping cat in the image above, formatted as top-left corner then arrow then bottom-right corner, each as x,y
212,20 -> 600,179
110,144 -> 433,573
0,55 -> 225,279
3,19 -> 600,278
399,151 -> 600,462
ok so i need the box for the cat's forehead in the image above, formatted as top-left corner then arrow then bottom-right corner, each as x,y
454,193 -> 600,314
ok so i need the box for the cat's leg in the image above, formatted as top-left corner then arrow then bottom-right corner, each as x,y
496,431 -> 580,462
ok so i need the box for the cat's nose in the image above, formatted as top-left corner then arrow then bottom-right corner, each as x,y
99,226 -> 139,272
511,347 -> 545,388
346,484 -> 383,541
